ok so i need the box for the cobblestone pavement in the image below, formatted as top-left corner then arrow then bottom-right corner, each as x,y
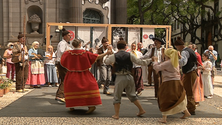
0,72 -> 222,125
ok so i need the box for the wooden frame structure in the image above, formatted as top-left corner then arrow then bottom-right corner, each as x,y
46,23 -> 171,50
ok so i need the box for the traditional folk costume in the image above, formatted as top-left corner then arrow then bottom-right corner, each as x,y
153,48 -> 187,116
44,51 -> 58,86
26,43 -> 45,87
97,46 -> 114,93
12,40 -> 29,91
146,46 -> 154,86
179,47 -> 197,115
105,50 -> 151,104
138,47 -> 148,84
104,47 -> 150,119
61,49 -> 102,108
131,48 -> 144,94
56,39 -> 73,100
201,60 -> 213,98
142,38 -> 165,97
193,51 -> 204,103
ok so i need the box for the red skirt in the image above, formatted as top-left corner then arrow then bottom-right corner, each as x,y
64,70 -> 102,108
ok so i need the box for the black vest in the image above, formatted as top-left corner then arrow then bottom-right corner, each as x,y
182,48 -> 197,74
114,51 -> 133,73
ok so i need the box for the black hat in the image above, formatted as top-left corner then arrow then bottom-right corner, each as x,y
152,37 -> 165,45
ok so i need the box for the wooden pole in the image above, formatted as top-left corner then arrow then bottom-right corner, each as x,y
169,26 -> 172,47
45,23 -> 172,48
22,15 -> 26,92
108,25 -> 112,44
46,24 -> 50,50
166,27 -> 169,48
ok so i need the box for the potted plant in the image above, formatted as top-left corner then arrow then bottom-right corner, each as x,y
0,79 -> 4,97
0,77 -> 13,95
0,89 -> 3,97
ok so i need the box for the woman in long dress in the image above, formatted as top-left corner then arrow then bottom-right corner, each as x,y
26,41 -> 45,88
130,42 -> 144,95
60,39 -> 111,113
189,44 -> 204,106
153,48 -> 190,123
199,52 -> 213,99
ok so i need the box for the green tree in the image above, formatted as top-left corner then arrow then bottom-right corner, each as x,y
127,0 -> 222,50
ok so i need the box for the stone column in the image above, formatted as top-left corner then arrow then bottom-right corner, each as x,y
110,0 -> 115,24
111,0 -> 127,24
69,0 -> 82,23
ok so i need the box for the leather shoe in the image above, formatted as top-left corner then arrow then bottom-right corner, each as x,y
55,97 -> 66,103
190,112 -> 196,115
16,89 -> 29,93
34,86 -> 41,88
70,108 -> 75,111
103,91 -> 111,95
137,91 -> 142,96
16,89 -> 24,93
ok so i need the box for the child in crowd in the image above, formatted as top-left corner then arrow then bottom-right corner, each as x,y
199,53 -> 213,99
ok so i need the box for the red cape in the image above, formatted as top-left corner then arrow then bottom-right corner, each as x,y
61,50 -> 98,71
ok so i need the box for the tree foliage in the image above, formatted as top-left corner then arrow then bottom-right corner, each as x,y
127,0 -> 222,50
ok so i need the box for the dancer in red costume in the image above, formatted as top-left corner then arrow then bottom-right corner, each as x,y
60,39 -> 112,113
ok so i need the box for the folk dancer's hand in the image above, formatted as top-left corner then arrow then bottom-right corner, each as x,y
107,45 -> 113,51
178,51 -> 181,59
106,50 -> 112,55
152,56 -> 158,62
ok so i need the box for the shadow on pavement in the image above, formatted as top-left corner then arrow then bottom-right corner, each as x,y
0,87 -> 221,118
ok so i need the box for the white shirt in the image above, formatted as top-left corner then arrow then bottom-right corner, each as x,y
131,50 -> 143,68
105,51 -> 152,67
142,47 -> 163,63
102,47 -> 115,65
202,60 -> 212,75
21,44 -> 28,60
56,39 -> 73,62
44,52 -> 56,65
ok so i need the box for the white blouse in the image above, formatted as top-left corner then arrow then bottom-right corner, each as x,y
202,60 -> 212,75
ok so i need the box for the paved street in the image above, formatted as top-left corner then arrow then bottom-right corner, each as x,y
0,72 -> 222,125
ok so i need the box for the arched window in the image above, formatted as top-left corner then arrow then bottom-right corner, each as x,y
83,9 -> 102,24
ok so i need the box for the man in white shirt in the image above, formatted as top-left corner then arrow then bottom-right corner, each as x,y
97,37 -> 114,94
55,30 -> 71,103
142,37 -> 165,98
